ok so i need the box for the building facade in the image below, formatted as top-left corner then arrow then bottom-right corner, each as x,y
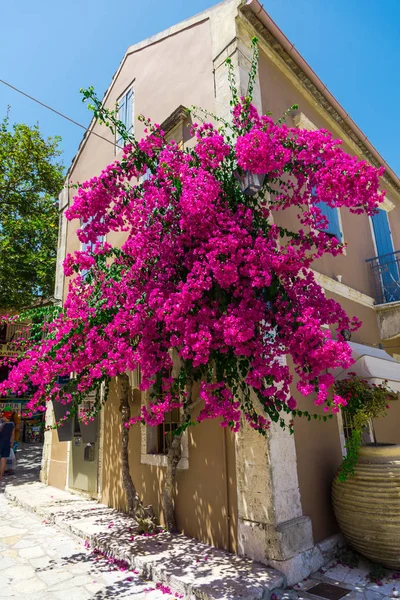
41,0 -> 400,584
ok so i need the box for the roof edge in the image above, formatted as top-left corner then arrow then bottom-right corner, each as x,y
66,2 -> 232,181
242,0 -> 400,197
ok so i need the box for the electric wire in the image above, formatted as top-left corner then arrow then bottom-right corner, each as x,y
0,78 -> 121,149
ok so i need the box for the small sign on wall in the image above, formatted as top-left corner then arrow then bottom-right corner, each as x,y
0,343 -> 19,357
0,402 -> 22,415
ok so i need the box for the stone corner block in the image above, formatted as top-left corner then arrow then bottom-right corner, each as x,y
267,545 -> 324,586
275,516 -> 314,559
238,516 -> 314,563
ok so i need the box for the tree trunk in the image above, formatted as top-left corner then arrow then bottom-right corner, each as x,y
162,377 -> 193,533
118,373 -> 154,524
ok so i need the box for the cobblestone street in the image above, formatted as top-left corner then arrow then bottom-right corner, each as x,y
0,447 -> 164,600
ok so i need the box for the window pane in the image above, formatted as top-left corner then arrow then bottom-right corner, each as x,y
125,89 -> 133,132
312,187 -> 342,240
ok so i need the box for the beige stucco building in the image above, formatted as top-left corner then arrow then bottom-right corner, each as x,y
41,0 -> 400,584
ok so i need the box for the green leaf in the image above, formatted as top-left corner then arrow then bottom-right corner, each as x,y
0,113 -> 63,307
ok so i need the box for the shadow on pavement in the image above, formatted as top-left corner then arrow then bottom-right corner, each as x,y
0,442 -> 42,491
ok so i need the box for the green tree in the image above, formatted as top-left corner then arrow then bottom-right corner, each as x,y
0,111 -> 64,308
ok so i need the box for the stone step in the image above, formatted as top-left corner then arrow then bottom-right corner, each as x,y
5,481 -> 285,600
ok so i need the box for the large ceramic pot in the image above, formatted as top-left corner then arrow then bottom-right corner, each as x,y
332,444 -> 400,568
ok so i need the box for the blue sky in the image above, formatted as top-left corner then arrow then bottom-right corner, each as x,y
1,0 -> 399,174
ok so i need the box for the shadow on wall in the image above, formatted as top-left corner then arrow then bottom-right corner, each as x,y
101,380 -> 238,553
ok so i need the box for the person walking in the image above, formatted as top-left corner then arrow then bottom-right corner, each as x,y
0,412 -> 15,481
10,410 -> 21,452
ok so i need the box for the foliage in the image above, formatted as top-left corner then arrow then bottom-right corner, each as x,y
335,374 -> 392,480
368,562 -> 387,585
0,40 -> 385,444
339,548 -> 360,569
0,112 -> 64,308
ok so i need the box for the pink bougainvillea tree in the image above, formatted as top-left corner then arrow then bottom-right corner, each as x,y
0,40 -> 385,530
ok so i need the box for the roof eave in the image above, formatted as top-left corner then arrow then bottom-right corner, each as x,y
242,0 -> 400,199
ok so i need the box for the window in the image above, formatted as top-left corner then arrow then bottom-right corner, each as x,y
337,410 -> 373,457
315,202 -> 342,240
156,408 -> 180,455
80,217 -> 105,280
116,88 -> 134,148
370,209 -> 400,302
341,410 -> 354,443
139,167 -> 151,184
148,370 -> 181,456
0,323 -> 28,344
80,217 -> 104,252
312,187 -> 342,240
140,390 -> 189,469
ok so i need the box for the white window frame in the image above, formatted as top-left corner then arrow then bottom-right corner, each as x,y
128,368 -> 189,470
140,395 -> 189,470
336,410 -> 374,457
336,207 -> 345,244
293,112 -> 345,246
116,86 -> 134,152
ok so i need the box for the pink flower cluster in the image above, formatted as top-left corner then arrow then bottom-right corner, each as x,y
236,126 -> 290,176
0,97 -> 385,436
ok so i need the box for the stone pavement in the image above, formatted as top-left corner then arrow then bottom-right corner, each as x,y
3,444 -> 284,599
3,446 -> 400,600
288,554 -> 400,600
0,493 -> 169,600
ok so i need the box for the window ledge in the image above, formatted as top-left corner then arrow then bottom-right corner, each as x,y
140,453 -> 189,470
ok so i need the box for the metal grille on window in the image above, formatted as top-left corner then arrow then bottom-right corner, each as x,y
341,410 -> 354,442
74,395 -> 96,438
117,88 -> 133,148
80,397 -> 95,420
157,408 -> 180,455
342,410 -> 373,448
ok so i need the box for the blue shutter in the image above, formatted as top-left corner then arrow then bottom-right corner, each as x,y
372,210 -> 395,257
316,202 -> 342,239
371,209 -> 400,301
312,188 -> 342,240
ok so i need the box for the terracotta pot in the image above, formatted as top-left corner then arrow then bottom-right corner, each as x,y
332,444 -> 400,568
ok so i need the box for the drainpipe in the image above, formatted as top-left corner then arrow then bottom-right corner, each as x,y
243,0 -> 400,191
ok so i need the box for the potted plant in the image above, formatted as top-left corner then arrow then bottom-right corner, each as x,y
332,375 -> 400,568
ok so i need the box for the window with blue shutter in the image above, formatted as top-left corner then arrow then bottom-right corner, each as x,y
371,209 -> 400,302
116,88 -> 133,147
311,187 -> 342,240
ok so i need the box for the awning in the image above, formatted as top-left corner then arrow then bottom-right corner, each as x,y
334,342 -> 400,394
